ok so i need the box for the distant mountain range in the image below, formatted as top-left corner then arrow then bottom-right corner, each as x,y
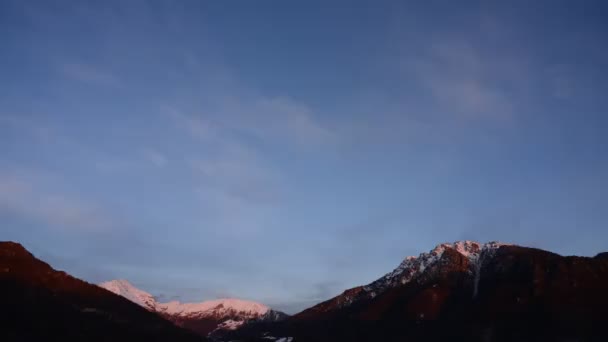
98,279 -> 288,337
2,240 -> 608,341
0,241 -> 201,342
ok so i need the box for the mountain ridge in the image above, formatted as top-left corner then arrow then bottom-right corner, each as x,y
4,239 -> 608,341
0,241 -> 203,342
226,241 -> 608,341
296,240 -> 510,317
99,279 -> 288,337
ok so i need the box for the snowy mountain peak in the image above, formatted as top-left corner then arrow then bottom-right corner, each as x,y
361,241 -> 512,299
99,279 -> 157,310
386,240 -> 510,281
99,279 -> 272,318
302,240 -> 514,316
398,240 -> 509,265
158,297 -> 270,317
98,279 -> 287,336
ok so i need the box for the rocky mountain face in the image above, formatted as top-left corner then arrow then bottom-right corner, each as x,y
228,241 -> 608,342
99,279 -> 288,338
296,241 -> 508,318
0,241 -> 202,342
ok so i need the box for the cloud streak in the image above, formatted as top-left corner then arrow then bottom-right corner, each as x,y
62,63 -> 122,88
404,40 -> 518,119
247,96 -> 336,147
0,173 -> 113,232
188,141 -> 283,237
142,149 -> 168,167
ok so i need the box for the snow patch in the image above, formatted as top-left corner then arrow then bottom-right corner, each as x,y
100,280 -> 270,319
215,319 -> 244,331
98,279 -> 157,310
99,279 -> 277,335
157,297 -> 269,318
363,240 -> 511,300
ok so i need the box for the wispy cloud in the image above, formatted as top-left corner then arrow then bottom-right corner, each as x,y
142,149 -> 168,167
246,96 -> 336,147
404,40 -> 518,118
163,101 -> 287,237
167,95 -> 335,148
62,63 -> 122,88
189,143 -> 283,237
158,55 -> 337,238
166,45 -> 336,148
164,106 -> 219,140
0,173 -> 113,232
191,148 -> 280,204
0,114 -> 59,142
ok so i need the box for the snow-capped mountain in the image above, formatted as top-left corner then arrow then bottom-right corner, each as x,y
5,239 -> 608,342
98,279 -> 288,337
157,297 -> 270,319
297,240 -> 511,316
0,242 -> 200,342
233,240 -> 608,341
98,279 -> 157,311
364,240 -> 509,297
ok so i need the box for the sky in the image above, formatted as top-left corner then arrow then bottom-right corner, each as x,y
1,0 -> 608,313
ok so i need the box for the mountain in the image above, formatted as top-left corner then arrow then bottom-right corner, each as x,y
296,240 -> 508,318
98,279 -> 157,310
228,240 -> 608,342
6,238 -> 608,341
99,279 -> 288,337
0,241 -> 202,342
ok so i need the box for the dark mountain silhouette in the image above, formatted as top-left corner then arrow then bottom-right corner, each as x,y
4,240 -> 608,342
226,241 -> 608,342
0,241 -> 203,342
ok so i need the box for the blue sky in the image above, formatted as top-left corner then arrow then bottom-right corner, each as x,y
1,0 -> 608,313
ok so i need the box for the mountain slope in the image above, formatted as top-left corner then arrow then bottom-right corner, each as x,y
296,240 -> 507,318
0,241 -> 202,342
99,279 -> 288,337
98,279 -> 157,310
230,241 -> 608,342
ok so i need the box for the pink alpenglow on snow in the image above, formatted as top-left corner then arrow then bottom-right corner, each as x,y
98,280 -> 285,336
157,298 -> 270,318
98,279 -> 157,310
